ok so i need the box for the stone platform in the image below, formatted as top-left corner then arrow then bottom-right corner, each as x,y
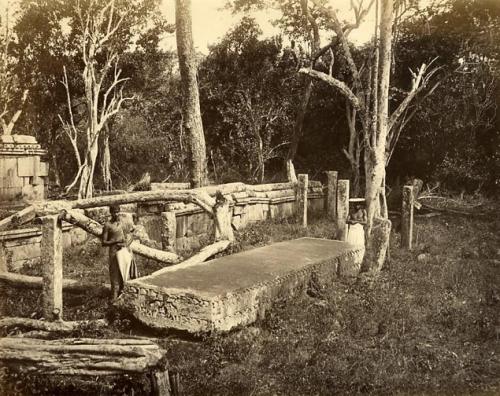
119,238 -> 364,333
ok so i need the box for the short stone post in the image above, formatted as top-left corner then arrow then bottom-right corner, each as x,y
401,185 -> 414,250
336,179 -> 350,241
361,217 -> 392,273
214,192 -> 235,241
40,215 -> 63,320
161,211 -> 177,252
297,174 -> 308,227
325,171 -> 338,220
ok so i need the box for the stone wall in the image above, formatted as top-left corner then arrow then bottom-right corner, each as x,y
0,225 -> 87,271
0,135 -> 49,202
136,181 -> 325,252
0,181 -> 327,267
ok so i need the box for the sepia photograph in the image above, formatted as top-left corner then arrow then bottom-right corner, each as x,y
0,0 -> 498,394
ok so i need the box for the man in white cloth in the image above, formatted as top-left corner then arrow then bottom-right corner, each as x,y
347,202 -> 367,247
102,205 -> 137,299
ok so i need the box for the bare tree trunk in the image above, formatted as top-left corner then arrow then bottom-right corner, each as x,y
176,0 -> 207,188
78,139 -> 98,199
361,0 -> 394,273
257,133 -> 265,183
285,80 -> 313,181
344,103 -> 362,196
365,0 -> 394,234
101,124 -> 112,191
50,154 -> 61,188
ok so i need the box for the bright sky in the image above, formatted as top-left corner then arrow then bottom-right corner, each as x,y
159,0 -> 378,53
0,0 -> 383,52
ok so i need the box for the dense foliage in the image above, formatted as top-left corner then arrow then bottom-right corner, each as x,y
2,0 -> 499,194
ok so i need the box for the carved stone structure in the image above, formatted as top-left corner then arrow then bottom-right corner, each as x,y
0,134 -> 49,202
119,238 -> 364,333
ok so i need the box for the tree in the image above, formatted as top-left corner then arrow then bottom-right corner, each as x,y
0,2 -> 28,135
389,0 -> 500,193
298,0 -> 439,271
59,0 -> 132,198
175,0 -> 207,187
13,0 -> 168,190
199,18 -> 298,183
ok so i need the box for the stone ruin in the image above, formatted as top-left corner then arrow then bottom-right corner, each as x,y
0,134 -> 49,203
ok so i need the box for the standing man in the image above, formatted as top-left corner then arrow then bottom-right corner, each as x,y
347,202 -> 367,247
102,205 -> 135,299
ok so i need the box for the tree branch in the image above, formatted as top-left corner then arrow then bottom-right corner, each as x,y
299,68 -> 362,109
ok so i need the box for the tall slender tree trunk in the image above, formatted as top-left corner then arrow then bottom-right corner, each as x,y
361,0 -> 394,273
365,0 -> 394,235
78,138 -> 98,199
257,133 -> 265,183
175,0 -> 207,188
285,80 -> 313,182
101,124 -> 112,191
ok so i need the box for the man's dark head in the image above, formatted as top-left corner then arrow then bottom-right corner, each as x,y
110,205 -> 121,218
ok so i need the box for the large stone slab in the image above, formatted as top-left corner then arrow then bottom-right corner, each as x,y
119,238 -> 364,333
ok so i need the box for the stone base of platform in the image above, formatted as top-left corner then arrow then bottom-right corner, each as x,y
118,238 -> 364,333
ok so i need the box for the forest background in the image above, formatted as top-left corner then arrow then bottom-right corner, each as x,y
1,0 -> 498,198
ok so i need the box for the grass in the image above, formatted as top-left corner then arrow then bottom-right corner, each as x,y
1,209 -> 499,395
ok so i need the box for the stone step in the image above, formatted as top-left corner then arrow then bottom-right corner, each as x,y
119,238 -> 364,333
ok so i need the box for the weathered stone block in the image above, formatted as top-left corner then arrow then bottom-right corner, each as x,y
40,215 -> 63,320
160,211 -> 176,251
336,180 -> 350,241
120,238 -> 363,333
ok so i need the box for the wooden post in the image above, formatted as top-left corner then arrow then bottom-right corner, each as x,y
401,185 -> 414,250
40,215 -> 63,321
161,211 -> 177,252
297,174 -> 308,227
336,179 -> 349,241
325,171 -> 338,220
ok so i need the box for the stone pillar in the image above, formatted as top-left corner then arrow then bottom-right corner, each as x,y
336,179 -> 349,241
401,185 -> 414,250
361,217 -> 392,273
161,211 -> 177,252
214,198 -> 234,241
41,215 -> 63,321
0,243 -> 8,272
325,171 -> 338,220
297,174 -> 308,227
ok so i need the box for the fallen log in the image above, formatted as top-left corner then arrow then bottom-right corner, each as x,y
142,240 -> 231,279
34,189 -> 215,217
0,271 -> 110,294
60,209 -> 181,264
0,213 -> 15,230
0,205 -> 37,230
194,182 -> 247,196
265,189 -> 296,199
251,182 -> 295,192
0,317 -> 108,334
151,182 -> 190,190
0,337 -> 167,376
12,205 -> 36,226
420,203 -> 488,217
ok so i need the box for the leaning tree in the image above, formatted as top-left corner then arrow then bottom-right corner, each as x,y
299,0 -> 439,271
